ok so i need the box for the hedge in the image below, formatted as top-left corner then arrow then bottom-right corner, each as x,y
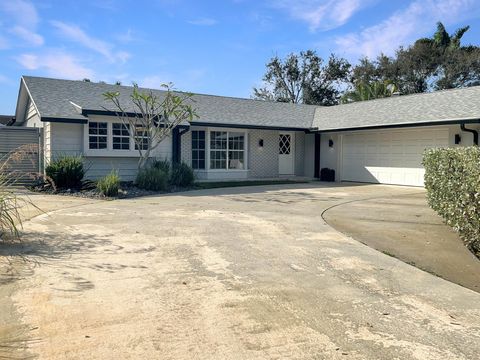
423,147 -> 480,257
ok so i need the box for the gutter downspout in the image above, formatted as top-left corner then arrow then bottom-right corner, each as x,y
460,123 -> 479,146
172,126 -> 190,163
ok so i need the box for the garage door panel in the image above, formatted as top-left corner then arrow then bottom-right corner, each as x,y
341,128 -> 449,186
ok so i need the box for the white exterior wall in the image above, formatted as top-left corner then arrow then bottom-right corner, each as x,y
303,133 -> 315,178
294,131 -> 305,176
48,118 -> 172,181
448,123 -> 480,147
318,124 -> 480,184
24,99 -> 43,128
248,129 -> 279,178
180,127 -> 308,180
44,122 -> 51,164
319,133 -> 340,180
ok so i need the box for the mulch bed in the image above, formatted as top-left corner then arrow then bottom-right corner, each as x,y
29,181 -> 189,200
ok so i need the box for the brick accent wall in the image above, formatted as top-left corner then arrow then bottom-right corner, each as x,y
248,129 -> 279,178
179,128 -> 306,179
180,130 -> 192,165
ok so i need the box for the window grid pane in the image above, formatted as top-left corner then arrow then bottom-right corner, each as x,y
134,125 -> 149,150
209,131 -> 227,169
191,130 -> 206,169
112,123 -> 130,150
227,132 -> 245,169
88,122 -> 107,149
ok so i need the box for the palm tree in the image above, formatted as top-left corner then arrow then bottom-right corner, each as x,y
432,22 -> 470,50
341,80 -> 398,104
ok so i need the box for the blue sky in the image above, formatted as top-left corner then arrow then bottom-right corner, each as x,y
1,0 -> 480,114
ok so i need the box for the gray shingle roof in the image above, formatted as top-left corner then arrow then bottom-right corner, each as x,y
22,76 -> 480,131
0,115 -> 14,125
312,86 -> 480,131
22,76 -> 315,129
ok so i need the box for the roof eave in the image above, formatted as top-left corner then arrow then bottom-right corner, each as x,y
190,121 -> 309,131
312,118 -> 480,133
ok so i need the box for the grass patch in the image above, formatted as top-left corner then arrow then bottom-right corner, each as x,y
194,180 -> 309,190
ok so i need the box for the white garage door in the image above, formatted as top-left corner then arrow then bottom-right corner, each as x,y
341,128 -> 449,186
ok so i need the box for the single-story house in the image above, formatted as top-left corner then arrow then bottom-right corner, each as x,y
12,76 -> 480,186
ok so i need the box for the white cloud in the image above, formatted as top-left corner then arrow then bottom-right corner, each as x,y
1,0 -> 39,27
335,0 -> 476,58
10,26 -> 44,46
17,51 -> 95,80
50,21 -> 130,63
272,0 -> 365,31
187,17 -> 217,26
0,0 -> 44,47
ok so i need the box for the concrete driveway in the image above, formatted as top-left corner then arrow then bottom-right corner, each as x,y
2,183 -> 480,359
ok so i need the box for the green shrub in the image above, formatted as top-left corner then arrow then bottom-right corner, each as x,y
45,155 -> 85,189
169,162 -> 194,187
423,147 -> 480,257
151,159 -> 170,174
97,170 -> 120,197
136,167 -> 168,191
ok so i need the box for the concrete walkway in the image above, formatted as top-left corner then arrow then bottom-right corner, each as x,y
323,188 -> 480,292
2,184 -> 480,359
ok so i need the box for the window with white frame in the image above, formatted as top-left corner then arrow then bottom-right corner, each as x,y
134,124 -> 149,151
88,122 -> 108,149
112,123 -> 130,150
210,131 -> 227,169
227,132 -> 245,169
209,131 -> 245,170
191,130 -> 206,169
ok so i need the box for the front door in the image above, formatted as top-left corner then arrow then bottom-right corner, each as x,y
278,132 -> 294,175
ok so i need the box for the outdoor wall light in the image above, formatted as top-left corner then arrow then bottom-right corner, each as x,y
455,134 -> 461,144
259,139 -> 264,147
329,139 -> 334,148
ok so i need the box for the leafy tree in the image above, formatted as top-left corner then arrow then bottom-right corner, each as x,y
351,22 -> 480,94
104,84 -> 197,170
352,55 -> 399,87
253,51 -> 350,106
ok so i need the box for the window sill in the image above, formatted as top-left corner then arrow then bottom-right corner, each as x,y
195,169 -> 249,172
84,150 -> 144,157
